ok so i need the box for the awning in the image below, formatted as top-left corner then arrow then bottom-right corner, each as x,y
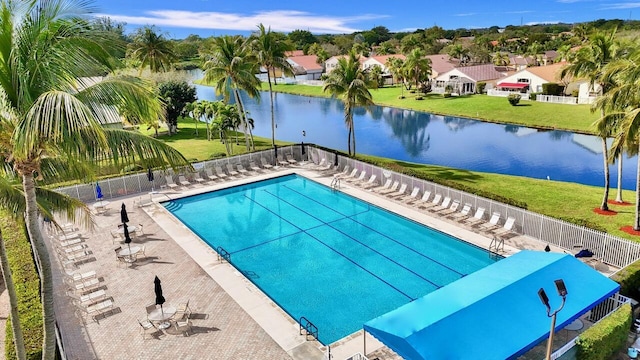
364,251 -> 620,360
498,82 -> 529,88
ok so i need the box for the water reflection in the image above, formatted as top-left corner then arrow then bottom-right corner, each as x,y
194,85 -> 637,189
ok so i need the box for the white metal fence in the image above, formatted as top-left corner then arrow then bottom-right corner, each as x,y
487,89 -> 530,100
537,95 -> 596,105
58,144 -> 640,269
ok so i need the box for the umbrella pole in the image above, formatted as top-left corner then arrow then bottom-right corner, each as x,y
160,304 -> 170,329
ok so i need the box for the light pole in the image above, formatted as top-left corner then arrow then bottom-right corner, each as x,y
538,279 -> 568,360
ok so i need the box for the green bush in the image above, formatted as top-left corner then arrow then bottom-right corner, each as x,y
575,303 -> 631,360
529,92 -> 539,101
611,260 -> 640,300
476,82 -> 486,94
1,210 -> 43,360
208,152 -> 227,159
542,83 -> 565,96
507,94 -> 521,106
415,96 -> 424,100
398,95 -> 405,99
572,89 -> 579,97
443,92 -> 452,98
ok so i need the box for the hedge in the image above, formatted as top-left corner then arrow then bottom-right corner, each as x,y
0,210 -> 43,360
575,303 -> 632,360
611,259 -> 640,300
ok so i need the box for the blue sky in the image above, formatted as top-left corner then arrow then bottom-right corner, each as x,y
94,0 -> 640,38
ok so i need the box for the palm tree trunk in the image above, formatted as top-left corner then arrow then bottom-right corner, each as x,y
0,229 -> 27,360
617,152 -> 624,202
272,68 -> 278,85
600,137 -> 610,211
21,173 -> 56,360
635,140 -> 640,230
350,109 -> 357,157
233,89 -> 251,151
268,71 -> 276,148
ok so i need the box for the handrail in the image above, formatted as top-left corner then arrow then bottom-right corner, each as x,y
299,316 -> 318,341
216,246 -> 231,262
489,236 -> 504,253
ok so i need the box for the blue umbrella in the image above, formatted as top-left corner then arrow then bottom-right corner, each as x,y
95,182 -> 103,200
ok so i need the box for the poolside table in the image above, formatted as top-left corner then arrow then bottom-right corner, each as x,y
148,305 -> 176,329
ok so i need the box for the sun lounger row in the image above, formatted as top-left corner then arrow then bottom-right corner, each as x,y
163,158 -> 278,190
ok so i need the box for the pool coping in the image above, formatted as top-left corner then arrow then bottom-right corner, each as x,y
142,166 -> 540,359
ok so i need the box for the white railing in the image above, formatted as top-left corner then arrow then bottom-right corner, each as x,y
487,89 -> 530,100
536,95 -> 595,105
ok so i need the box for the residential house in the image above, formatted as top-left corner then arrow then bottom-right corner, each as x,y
362,54 -> 405,84
286,54 -> 323,80
496,62 -> 566,93
434,64 -> 506,94
425,54 -> 456,79
325,55 -> 368,74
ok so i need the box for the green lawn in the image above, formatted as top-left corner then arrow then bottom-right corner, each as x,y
263,83 -> 600,134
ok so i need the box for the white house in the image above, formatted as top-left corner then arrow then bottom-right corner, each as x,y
495,62 -> 567,93
434,64 -> 506,94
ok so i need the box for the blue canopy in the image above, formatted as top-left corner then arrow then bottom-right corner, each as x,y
364,251 -> 619,360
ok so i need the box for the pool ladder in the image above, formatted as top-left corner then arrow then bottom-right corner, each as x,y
216,246 -> 231,263
489,236 -> 504,254
330,176 -> 341,190
299,316 -> 318,341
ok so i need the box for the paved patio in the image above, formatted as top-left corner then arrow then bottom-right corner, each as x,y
47,164 -> 617,360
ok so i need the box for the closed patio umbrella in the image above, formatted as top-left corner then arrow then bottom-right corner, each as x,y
147,168 -> 155,191
123,222 -> 132,256
154,276 -> 168,328
334,152 -> 339,167
273,144 -> 278,166
120,203 -> 129,224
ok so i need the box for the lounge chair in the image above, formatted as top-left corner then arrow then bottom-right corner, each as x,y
249,161 -> 261,172
178,175 -> 191,187
277,155 -> 289,167
69,289 -> 106,307
347,170 -> 367,184
192,172 -> 205,184
411,191 -> 432,207
237,164 -> 248,175
463,207 -> 486,226
371,179 -> 392,193
315,158 -> 332,171
478,212 -> 501,231
399,187 -> 421,203
165,176 -> 179,190
449,203 -> 472,220
205,168 -> 218,181
225,163 -> 239,176
335,165 -> 350,177
378,180 -> 399,195
138,318 -> 157,339
360,175 -> 378,189
214,166 -> 229,179
492,216 -> 516,237
340,168 -> 358,180
439,200 -> 461,216
134,196 -> 154,208
387,183 -> 408,198
419,193 -> 442,210
59,237 -> 83,247
77,299 -> 113,322
261,157 -> 274,169
428,196 -> 451,213
286,154 -> 298,165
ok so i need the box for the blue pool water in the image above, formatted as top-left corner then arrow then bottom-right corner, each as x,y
164,174 -> 500,344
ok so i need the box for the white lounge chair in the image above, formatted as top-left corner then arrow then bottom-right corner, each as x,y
464,207 -> 486,226
192,172 -> 205,184
340,168 -> 358,180
205,168 -> 218,181
400,187 -> 421,203
237,164 -> 248,175
335,165 -> 350,177
439,200 -> 461,216
277,155 -> 289,167
347,170 -> 367,184
249,161 -> 261,172
492,216 -> 516,237
478,212 -> 501,231
419,193 -> 442,210
165,176 -> 179,190
215,166 -> 229,179
428,196 -> 451,212
379,180 -> 400,195
360,175 -> 378,189
286,154 -> 298,165
261,157 -> 274,169
387,183 -> 408,198
178,175 -> 191,187
411,191 -> 432,207
449,203 -> 472,220
371,179 -> 392,192
225,163 -> 239,176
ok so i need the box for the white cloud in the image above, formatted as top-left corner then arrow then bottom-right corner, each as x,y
454,13 -> 476,17
600,2 -> 640,9
96,9 -> 388,34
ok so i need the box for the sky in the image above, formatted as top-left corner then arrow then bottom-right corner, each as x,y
93,0 -> 640,38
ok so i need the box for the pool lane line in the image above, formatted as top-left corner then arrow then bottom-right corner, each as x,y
261,189 -> 447,289
280,184 -> 369,219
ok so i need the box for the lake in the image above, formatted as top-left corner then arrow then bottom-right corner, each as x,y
194,84 -> 637,190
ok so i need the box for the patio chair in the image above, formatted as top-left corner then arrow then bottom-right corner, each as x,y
428,196 -> 451,213
205,168 -> 218,182
399,187 -> 421,203
66,276 -> 101,294
79,299 -> 113,323
249,161 -> 262,172
64,269 -> 97,283
165,176 -> 179,190
225,163 -> 239,176
68,288 -> 106,307
192,172 -> 206,184
59,237 -> 83,248
463,207 -> 486,226
134,196 -> 154,208
439,200 -> 461,216
173,299 -> 192,320
137,245 -> 146,259
411,191 -> 431,207
360,174 -> 378,189
478,212 -> 502,231
286,154 -> 298,165
339,168 -> 358,180
371,179 -> 392,193
178,175 -> 191,187
387,183 -> 408,198
138,318 -> 157,339
419,193 -> 442,210
449,203 -> 473,220
237,164 -> 249,175
277,155 -> 289,167
491,216 -> 516,237
347,170 -> 367,183
135,223 -> 144,237
174,317 -> 192,336
214,166 -> 229,179
146,303 -> 158,316
261,157 -> 274,169
110,230 -> 122,244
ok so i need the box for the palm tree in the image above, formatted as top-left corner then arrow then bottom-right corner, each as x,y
0,2 -> 190,358
492,52 -> 511,67
203,35 -> 261,151
403,48 -> 432,90
251,24 -> 294,148
323,51 -> 375,156
561,30 -> 621,211
128,26 -> 177,74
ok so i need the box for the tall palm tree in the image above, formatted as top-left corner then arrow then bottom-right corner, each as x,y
492,52 -> 511,67
561,30 -> 621,211
323,51 -> 375,156
0,2 -> 190,358
203,35 -> 261,151
128,25 -> 177,74
251,24 -> 294,148
403,48 -> 432,90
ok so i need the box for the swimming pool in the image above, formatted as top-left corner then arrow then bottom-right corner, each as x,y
164,174 -> 500,344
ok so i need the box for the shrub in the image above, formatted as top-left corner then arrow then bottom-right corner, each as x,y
572,89 -> 579,97
575,303 -> 631,360
1,210 -> 43,360
507,94 -> 521,106
208,152 -> 227,159
445,85 -> 454,93
542,83 -> 565,96
529,92 -> 539,101
476,82 -> 486,94
611,259 -> 640,300
443,92 -> 452,98
398,95 -> 405,99
415,96 -> 424,100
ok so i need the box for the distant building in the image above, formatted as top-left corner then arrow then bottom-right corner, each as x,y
496,62 -> 566,93
434,64 -> 506,94
286,54 -> 323,80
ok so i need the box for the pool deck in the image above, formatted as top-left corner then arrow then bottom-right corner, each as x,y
48,165 -> 615,360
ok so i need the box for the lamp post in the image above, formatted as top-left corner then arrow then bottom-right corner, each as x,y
538,279 -> 568,360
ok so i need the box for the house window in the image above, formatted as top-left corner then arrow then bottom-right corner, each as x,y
517,78 -> 530,83
449,75 -> 459,80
